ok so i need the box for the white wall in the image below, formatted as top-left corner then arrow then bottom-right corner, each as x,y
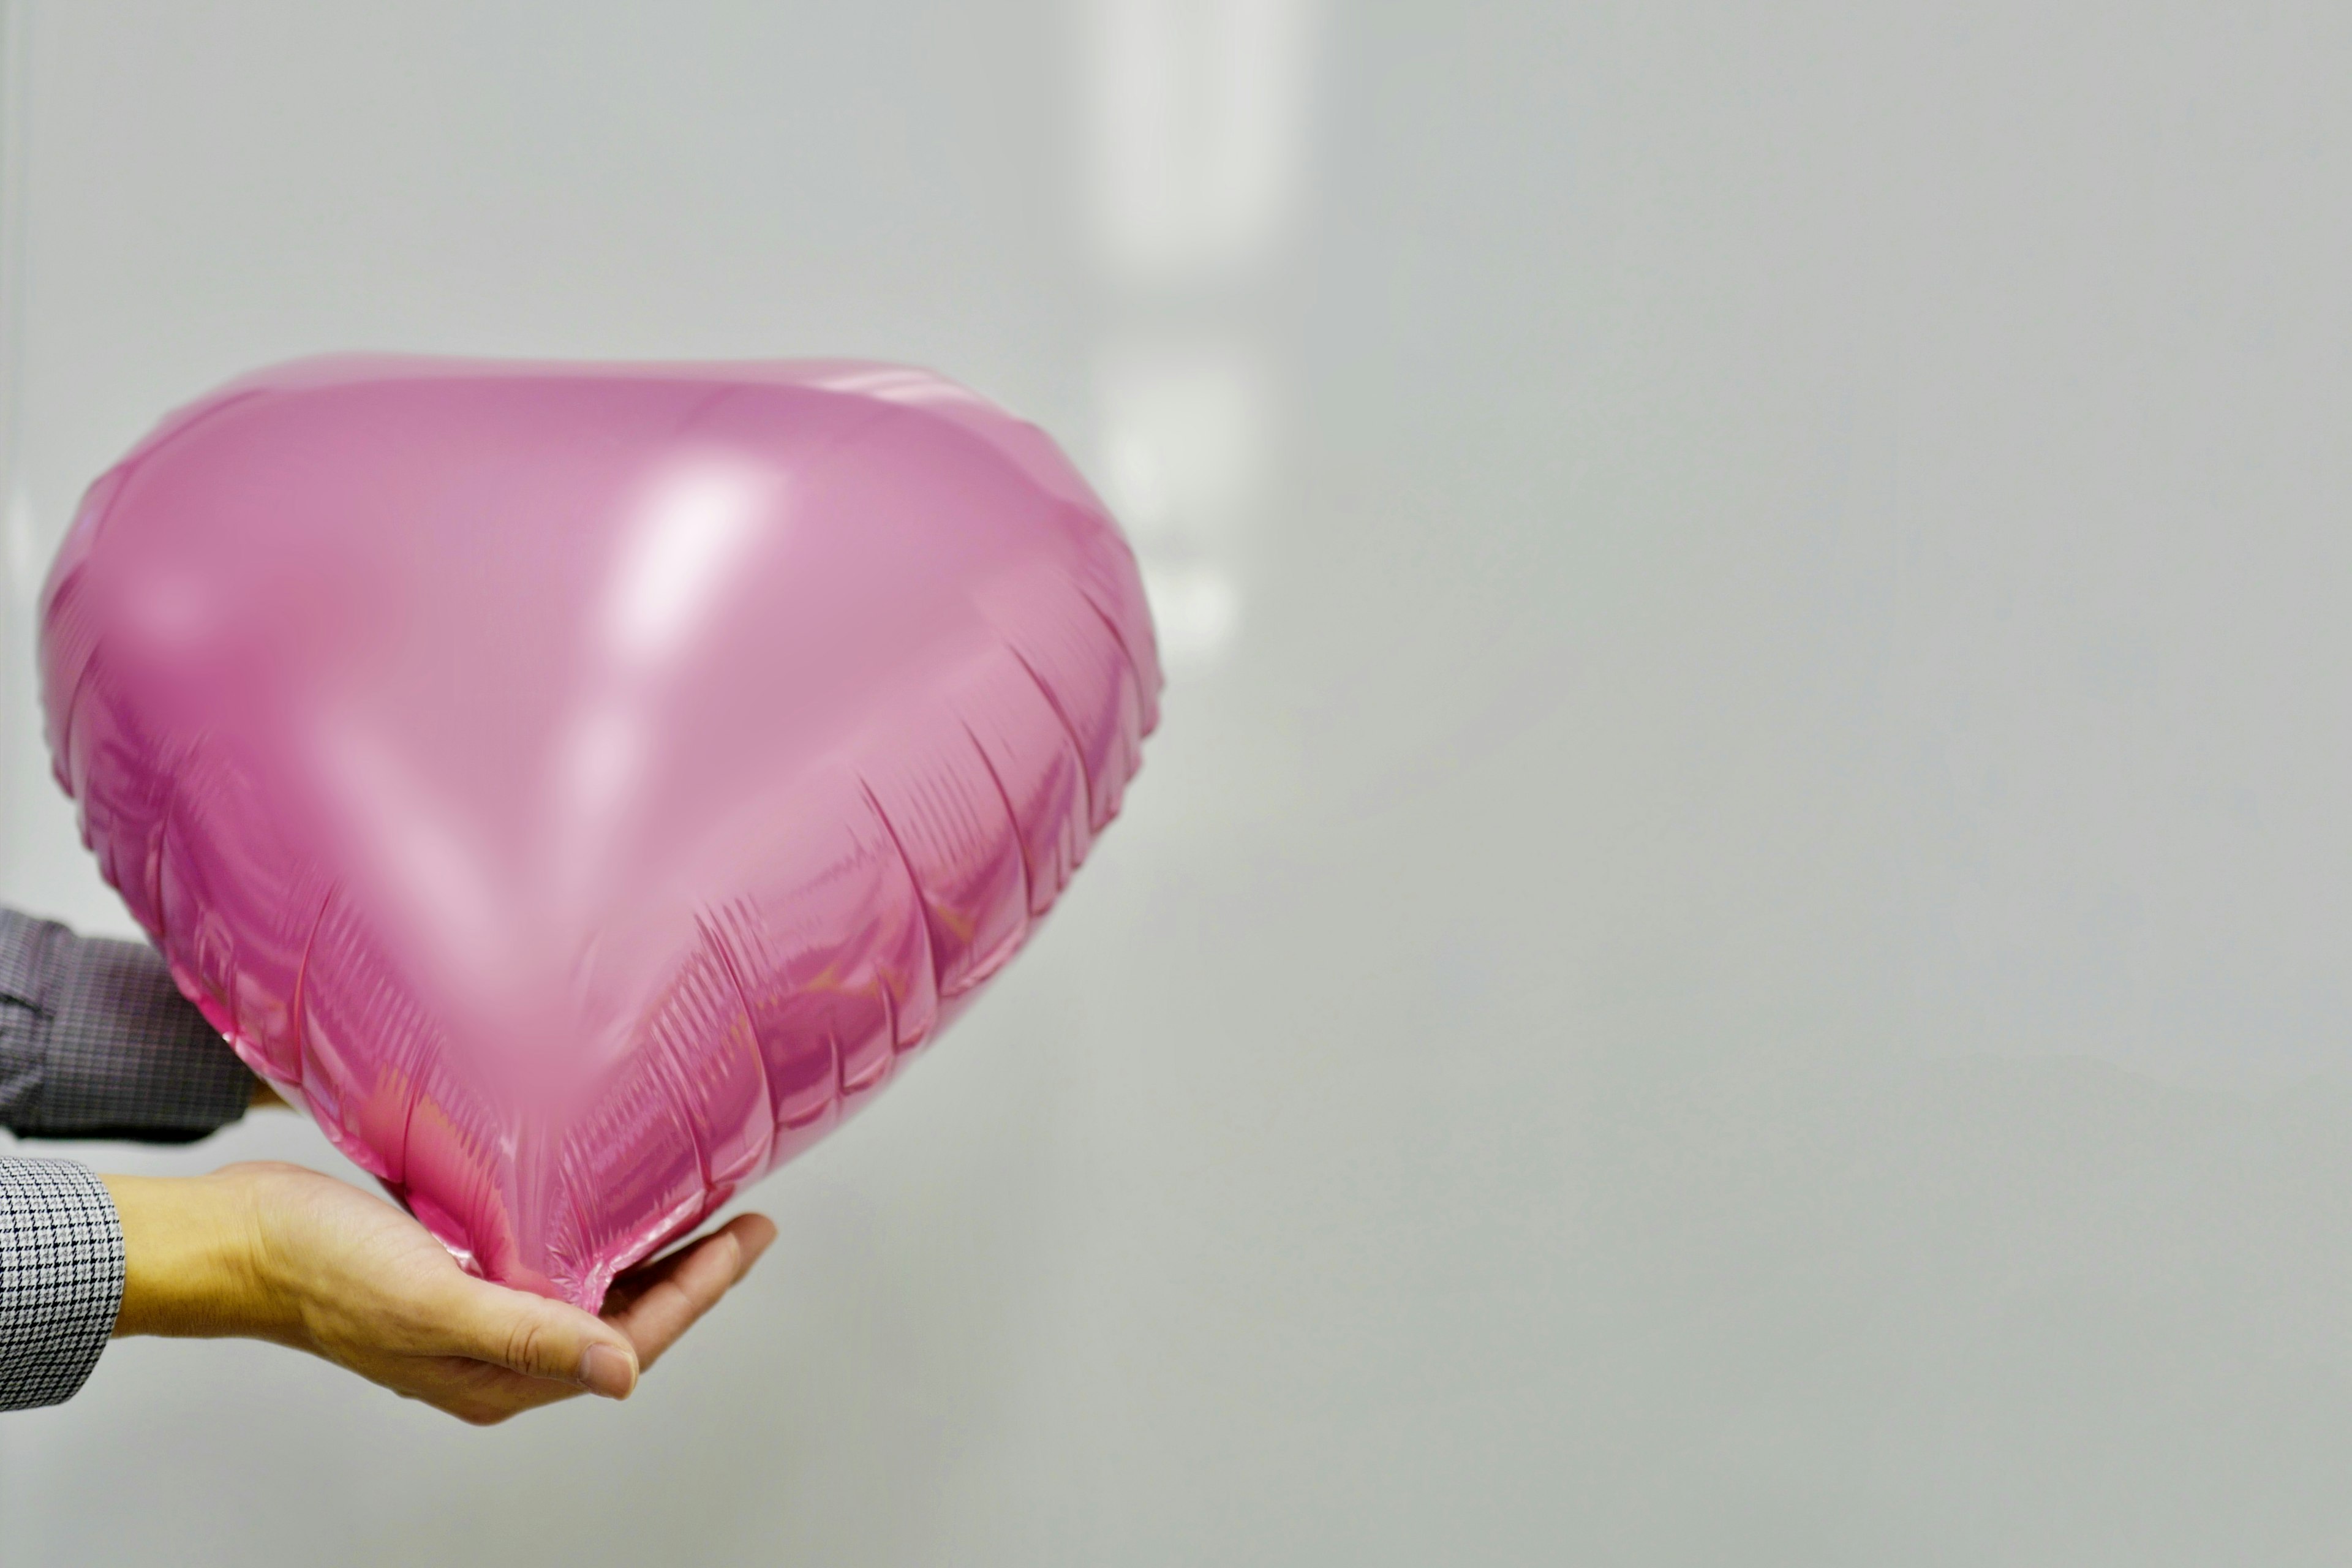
7,2 -> 2352,1562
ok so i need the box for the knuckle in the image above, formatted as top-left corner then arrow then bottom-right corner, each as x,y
502,1313 -> 555,1376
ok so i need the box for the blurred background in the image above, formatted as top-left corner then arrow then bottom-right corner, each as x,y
7,1 -> 2352,1562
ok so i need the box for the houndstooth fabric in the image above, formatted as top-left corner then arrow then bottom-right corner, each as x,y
0,1159 -> 124,1410
0,906 -> 257,1409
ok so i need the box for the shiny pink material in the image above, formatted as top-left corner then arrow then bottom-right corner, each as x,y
39,356 -> 1158,1308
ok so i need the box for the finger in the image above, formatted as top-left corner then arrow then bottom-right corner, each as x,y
726,1213 -> 778,1276
611,1235 -> 737,1371
608,1214 -> 775,1371
605,1211 -> 775,1313
437,1278 -> 640,1400
420,1358 -> 581,1425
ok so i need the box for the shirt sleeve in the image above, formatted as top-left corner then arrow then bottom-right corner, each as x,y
0,908 -> 255,1143
0,1158 -> 124,1411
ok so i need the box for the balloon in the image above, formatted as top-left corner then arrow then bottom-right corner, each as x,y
39,356 -> 1159,1309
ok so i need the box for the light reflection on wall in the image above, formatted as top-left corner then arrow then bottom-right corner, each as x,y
1077,0 -> 1317,673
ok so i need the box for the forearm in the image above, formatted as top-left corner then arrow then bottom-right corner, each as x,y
100,1170 -> 281,1340
0,910 -> 257,1141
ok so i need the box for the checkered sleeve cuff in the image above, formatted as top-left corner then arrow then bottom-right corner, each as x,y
0,910 -> 255,1142
0,1158 -> 124,1411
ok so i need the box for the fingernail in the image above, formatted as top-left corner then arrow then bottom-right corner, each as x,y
579,1342 -> 636,1400
737,1229 -> 776,1278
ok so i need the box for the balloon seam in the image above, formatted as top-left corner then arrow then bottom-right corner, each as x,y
1065,525 -> 1163,707
47,638 -> 105,804
43,390 -> 272,798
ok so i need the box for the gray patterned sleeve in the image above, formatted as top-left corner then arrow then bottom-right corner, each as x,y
0,907 -> 260,1409
0,908 -> 256,1142
0,1158 -> 124,1410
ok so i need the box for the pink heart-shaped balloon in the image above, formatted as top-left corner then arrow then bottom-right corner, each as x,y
40,356 -> 1158,1307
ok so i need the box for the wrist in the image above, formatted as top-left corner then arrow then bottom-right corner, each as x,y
100,1171 -> 277,1339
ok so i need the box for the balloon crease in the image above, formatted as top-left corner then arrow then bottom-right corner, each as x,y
1001,646 -> 1097,836
856,777 -> 936,1055
957,717 -> 1033,926
697,911 -> 781,1167
283,881 -> 338,1095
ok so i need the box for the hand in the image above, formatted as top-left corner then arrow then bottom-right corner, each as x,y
101,1162 -> 775,1425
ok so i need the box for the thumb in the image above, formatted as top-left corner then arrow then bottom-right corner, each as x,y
442,1278 -> 639,1398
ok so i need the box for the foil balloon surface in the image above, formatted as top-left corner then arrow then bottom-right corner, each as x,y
39,356 -> 1159,1309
